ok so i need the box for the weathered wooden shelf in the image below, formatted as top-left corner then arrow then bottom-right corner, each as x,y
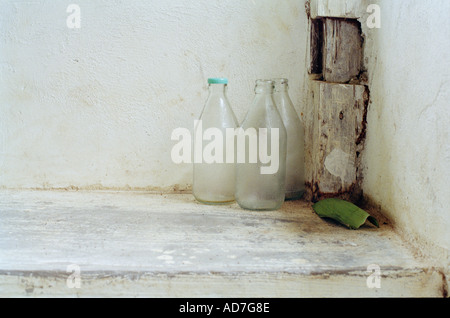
0,190 -> 444,297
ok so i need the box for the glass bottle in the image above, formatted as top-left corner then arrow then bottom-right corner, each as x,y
193,78 -> 238,204
273,78 -> 305,200
235,79 -> 287,210
272,78 -> 305,200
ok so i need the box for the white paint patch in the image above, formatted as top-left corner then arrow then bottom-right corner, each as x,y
324,148 -> 355,184
292,258 -> 307,264
193,248 -> 210,254
310,0 -> 366,19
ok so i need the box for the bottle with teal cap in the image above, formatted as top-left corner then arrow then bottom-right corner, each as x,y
193,78 -> 238,204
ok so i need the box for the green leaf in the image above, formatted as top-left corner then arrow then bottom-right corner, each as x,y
312,198 -> 379,230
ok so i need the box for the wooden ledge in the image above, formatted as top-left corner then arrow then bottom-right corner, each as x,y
0,190 -> 444,297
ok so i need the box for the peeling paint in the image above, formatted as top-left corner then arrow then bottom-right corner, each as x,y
0,191 -> 444,297
324,148 -> 355,185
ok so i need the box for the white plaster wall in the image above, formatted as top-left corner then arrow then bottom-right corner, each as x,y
361,0 -> 450,262
0,0 -> 309,190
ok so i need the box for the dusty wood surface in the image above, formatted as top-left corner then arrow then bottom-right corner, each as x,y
308,17 -> 363,82
0,190 -> 444,297
305,81 -> 368,201
322,18 -> 362,83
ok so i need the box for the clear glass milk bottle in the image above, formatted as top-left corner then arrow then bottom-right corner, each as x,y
235,79 -> 287,210
193,78 -> 238,204
273,78 -> 305,200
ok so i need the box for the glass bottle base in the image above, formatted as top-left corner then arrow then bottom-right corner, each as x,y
236,198 -> 284,211
194,195 -> 235,205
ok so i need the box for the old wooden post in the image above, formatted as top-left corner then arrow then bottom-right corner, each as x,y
305,81 -> 368,202
305,10 -> 368,202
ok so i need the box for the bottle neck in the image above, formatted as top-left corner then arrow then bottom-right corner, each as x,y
254,80 -> 274,95
209,83 -> 227,95
273,79 -> 289,93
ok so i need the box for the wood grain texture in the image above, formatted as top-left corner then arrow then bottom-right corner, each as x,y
305,81 -> 368,201
322,18 -> 362,83
0,190 -> 443,297
309,18 -> 323,75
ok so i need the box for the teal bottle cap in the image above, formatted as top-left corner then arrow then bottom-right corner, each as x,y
208,78 -> 228,84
